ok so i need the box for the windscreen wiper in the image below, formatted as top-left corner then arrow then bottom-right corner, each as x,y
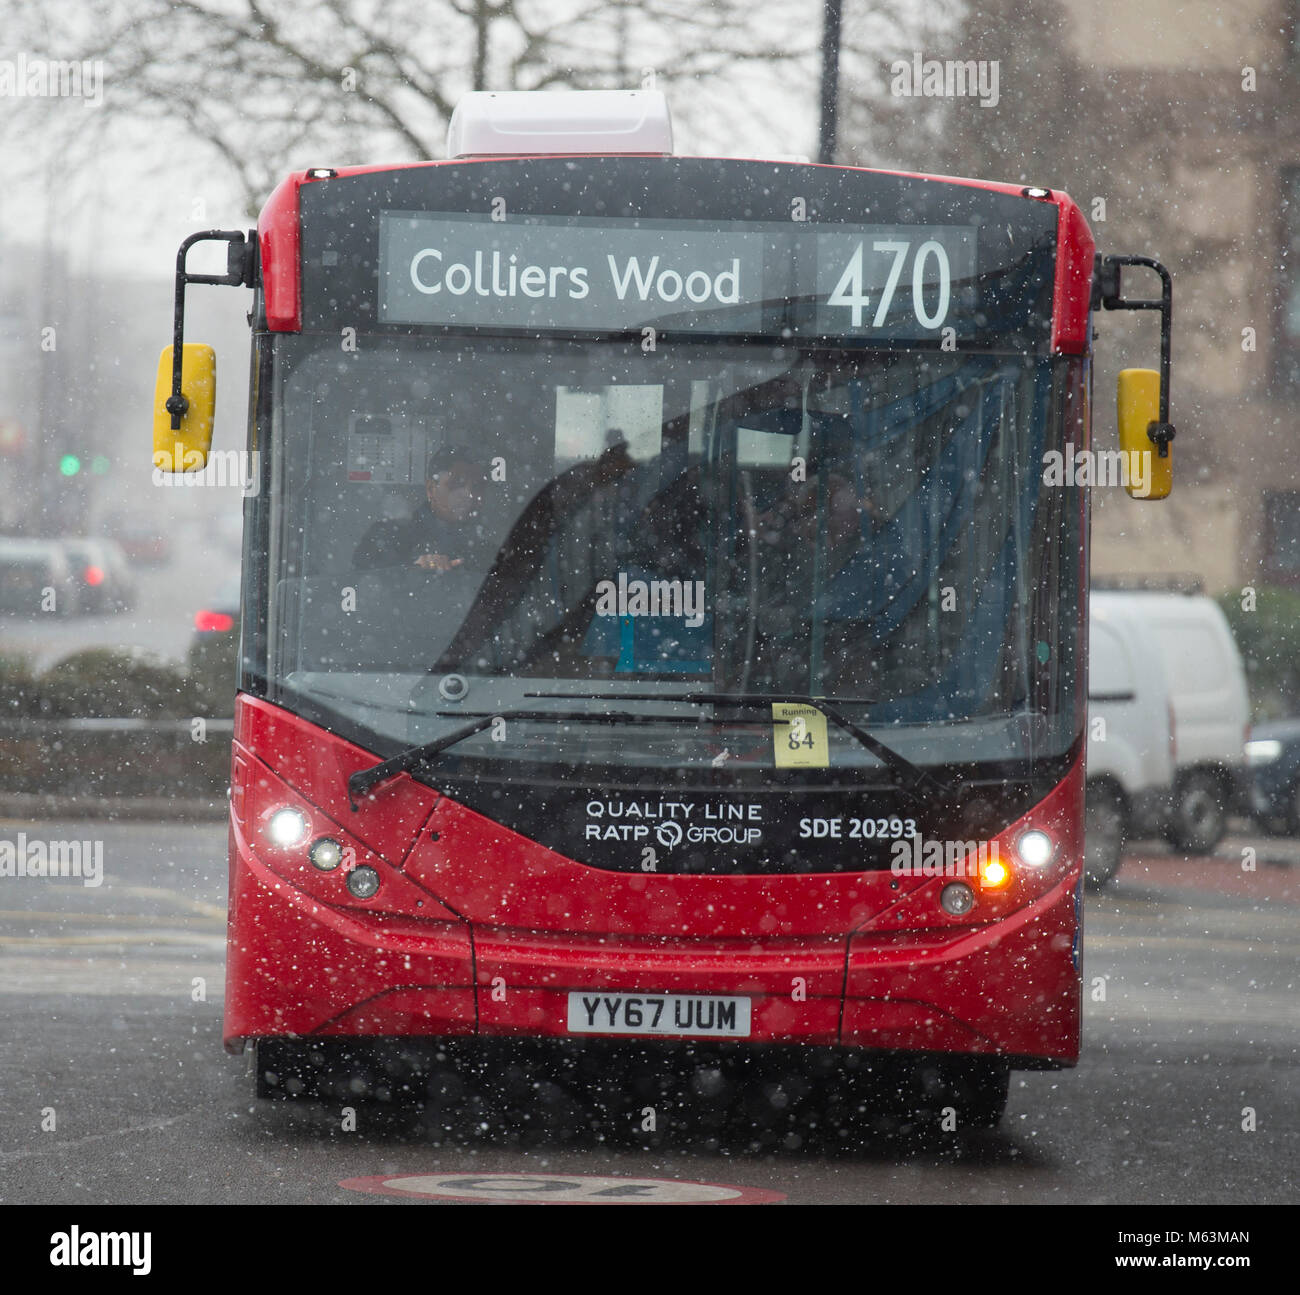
524,690 -> 950,802
346,706 -> 766,810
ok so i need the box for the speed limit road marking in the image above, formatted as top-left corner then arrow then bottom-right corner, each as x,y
339,1172 -> 785,1204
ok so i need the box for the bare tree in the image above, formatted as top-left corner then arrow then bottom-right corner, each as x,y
840,5 -> 1238,403
6,0 -> 829,213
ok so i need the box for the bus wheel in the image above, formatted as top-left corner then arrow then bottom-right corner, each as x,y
914,1058 -> 1010,1130
1167,772 -> 1226,854
1286,780 -> 1300,838
255,1038 -> 326,1099
946,1061 -> 1009,1129
1084,784 -> 1126,891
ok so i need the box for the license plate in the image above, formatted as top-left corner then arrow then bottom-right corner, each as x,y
567,992 -> 751,1038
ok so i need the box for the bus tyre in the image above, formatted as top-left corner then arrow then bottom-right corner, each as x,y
1166,771 -> 1227,854
1286,780 -> 1300,839
914,1059 -> 1010,1129
255,1039 -> 434,1103
947,1061 -> 1009,1129
255,1039 -> 326,1099
1084,784 -> 1126,891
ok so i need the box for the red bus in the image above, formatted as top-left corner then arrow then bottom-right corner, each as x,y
154,90 -> 1176,1128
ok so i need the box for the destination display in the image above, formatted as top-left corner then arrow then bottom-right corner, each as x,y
376,212 -> 979,341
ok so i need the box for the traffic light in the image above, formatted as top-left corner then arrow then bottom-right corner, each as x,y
59,453 -> 81,477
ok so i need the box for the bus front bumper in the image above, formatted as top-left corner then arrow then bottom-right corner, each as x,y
224,831 -> 1081,1067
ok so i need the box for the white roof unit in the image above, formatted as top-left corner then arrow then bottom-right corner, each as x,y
446,90 -> 673,159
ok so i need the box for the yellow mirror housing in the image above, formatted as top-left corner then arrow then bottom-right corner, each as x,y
1116,367 -> 1172,500
153,343 -> 216,472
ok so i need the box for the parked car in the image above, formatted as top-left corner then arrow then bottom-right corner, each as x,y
189,575 -> 242,710
0,537 -> 81,616
1245,719 -> 1300,835
106,514 -> 171,567
1092,589 -> 1250,853
59,537 -> 137,614
1085,597 -> 1177,889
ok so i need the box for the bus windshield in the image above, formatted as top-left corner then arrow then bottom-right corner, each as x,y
251,335 -> 1083,783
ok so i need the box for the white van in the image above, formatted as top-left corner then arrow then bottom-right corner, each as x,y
1091,589 -> 1249,854
1086,596 -> 1177,888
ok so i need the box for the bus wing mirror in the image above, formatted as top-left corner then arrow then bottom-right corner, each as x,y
153,343 -> 216,472
1095,254 -> 1177,500
1117,368 -> 1171,500
153,229 -> 254,473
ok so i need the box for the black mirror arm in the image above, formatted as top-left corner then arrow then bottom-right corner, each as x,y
167,230 -> 257,430
1092,254 -> 1175,458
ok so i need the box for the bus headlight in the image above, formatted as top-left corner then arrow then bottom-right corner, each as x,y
346,866 -> 381,898
940,882 -> 975,915
308,838 -> 343,871
1245,739 -> 1282,766
267,807 -> 309,847
1016,829 -> 1055,868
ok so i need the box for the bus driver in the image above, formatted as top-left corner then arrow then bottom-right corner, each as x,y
353,447 -> 484,572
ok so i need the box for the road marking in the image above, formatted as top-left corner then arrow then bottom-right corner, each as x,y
339,1171 -> 785,1204
0,909 -> 223,927
1089,913 -> 1298,943
1086,934 -> 1300,956
0,932 -> 225,947
1090,1001 -> 1298,1028
0,1114 -> 192,1163
113,884 -> 226,921
0,958 -> 224,995
1091,910 -> 1297,934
